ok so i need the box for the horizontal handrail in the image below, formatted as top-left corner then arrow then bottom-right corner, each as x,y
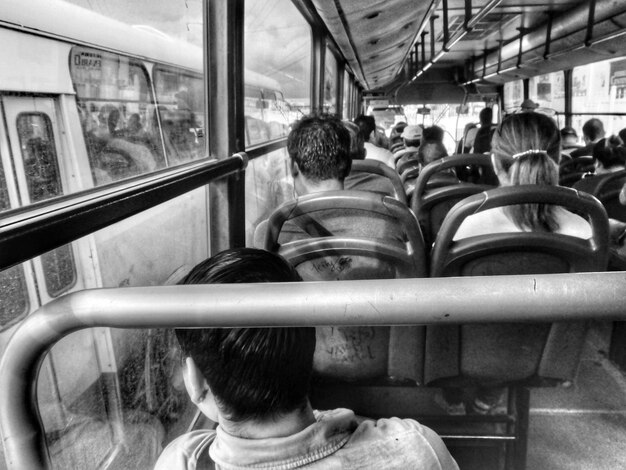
0,155 -> 246,270
1,271 -> 626,468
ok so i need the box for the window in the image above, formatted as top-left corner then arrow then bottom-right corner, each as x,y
70,46 -> 166,185
529,71 -> 565,113
324,45 -> 338,114
342,70 -> 350,119
503,80 -> 523,112
243,0 -> 312,246
572,56 -> 626,136
154,66 -> 206,165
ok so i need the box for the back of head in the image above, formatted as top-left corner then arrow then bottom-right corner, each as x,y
492,112 -> 561,232
582,118 -> 605,142
288,113 -> 351,181
354,115 -> 376,142
175,248 -> 315,422
594,135 -> 626,170
479,107 -> 493,126
401,124 -> 423,147
343,120 -> 365,160
419,140 -> 448,165
422,125 -> 444,143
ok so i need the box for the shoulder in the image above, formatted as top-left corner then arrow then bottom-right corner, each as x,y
554,207 -> 593,239
453,208 -> 515,240
343,417 -> 458,469
154,430 -> 216,470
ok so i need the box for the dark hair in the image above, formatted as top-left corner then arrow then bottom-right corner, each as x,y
288,113 -> 351,181
418,140 -> 448,165
422,125 -> 444,143
492,112 -> 561,232
354,115 -> 376,142
479,107 -> 493,126
175,248 -> 315,422
343,120 -> 366,160
619,128 -> 626,146
594,135 -> 626,169
582,118 -> 605,141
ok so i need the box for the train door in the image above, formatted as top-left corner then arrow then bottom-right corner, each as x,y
0,95 -> 130,468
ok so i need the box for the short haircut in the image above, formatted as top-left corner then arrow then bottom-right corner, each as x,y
288,113 -> 351,181
175,248 -> 316,422
343,120 -> 366,160
479,107 -> 493,126
582,118 -> 605,141
354,115 -> 376,142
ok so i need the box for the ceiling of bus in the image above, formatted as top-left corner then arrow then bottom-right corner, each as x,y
309,0 -> 626,102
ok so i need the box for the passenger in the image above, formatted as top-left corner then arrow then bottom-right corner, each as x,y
154,247 -> 458,470
394,124 -> 422,171
454,112 -> 592,240
570,118 -> 606,158
520,98 -> 539,112
343,120 -> 396,198
253,113 -> 404,247
472,107 -> 495,154
619,127 -> 626,147
354,114 -> 395,168
560,126 -> 582,157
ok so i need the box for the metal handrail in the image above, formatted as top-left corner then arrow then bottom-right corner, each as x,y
1,272 -> 626,468
0,154 -> 247,270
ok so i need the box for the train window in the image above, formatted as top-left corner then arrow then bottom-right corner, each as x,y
153,66 -> 206,165
572,56 -> 626,136
70,46 -> 167,186
503,79 -> 524,112
243,0 -> 312,245
0,266 -> 29,328
529,71 -> 565,113
324,45 -> 338,114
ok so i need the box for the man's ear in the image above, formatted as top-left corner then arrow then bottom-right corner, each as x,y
182,356 -> 208,404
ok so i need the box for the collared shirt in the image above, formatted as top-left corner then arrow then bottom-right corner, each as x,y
154,408 -> 459,470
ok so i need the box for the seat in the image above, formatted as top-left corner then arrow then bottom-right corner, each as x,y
411,154 -> 497,246
559,156 -> 595,187
345,159 -> 407,204
573,169 -> 626,222
263,190 -> 427,383
426,185 -> 609,470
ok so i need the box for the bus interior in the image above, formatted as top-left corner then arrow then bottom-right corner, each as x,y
1,0 -> 626,469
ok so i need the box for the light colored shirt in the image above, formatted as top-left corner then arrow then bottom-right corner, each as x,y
154,408 -> 459,470
453,206 -> 592,241
364,142 -> 395,168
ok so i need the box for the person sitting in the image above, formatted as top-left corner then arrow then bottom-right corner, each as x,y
560,126 -> 583,157
520,98 -> 539,112
454,112 -> 592,241
354,115 -> 395,168
154,247 -> 459,470
394,124 -> 423,171
570,118 -> 606,158
253,113 -> 404,247
472,107 -> 495,154
343,121 -> 396,198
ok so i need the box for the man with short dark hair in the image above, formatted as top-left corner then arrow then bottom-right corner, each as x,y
354,114 -> 395,167
154,248 -> 458,469
571,118 -> 606,158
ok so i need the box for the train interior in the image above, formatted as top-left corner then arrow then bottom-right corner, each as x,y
1,0 -> 626,469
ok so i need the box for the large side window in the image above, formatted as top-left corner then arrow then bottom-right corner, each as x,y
503,80 -> 524,113
529,71 -> 565,114
243,0 -> 312,246
572,56 -> 626,136
70,46 -> 165,186
153,66 -> 206,165
324,45 -> 338,114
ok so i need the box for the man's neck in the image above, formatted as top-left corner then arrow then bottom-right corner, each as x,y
298,178 -> 343,196
219,402 -> 316,439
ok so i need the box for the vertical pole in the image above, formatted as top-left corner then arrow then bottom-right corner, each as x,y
206,0 -> 246,252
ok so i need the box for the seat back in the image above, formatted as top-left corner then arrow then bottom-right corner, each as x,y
411,154 -> 496,246
346,159 -> 407,204
264,190 -> 427,383
582,170 -> 626,222
559,156 -> 595,187
426,185 -> 609,386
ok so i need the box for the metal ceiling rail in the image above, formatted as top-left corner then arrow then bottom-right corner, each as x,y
0,154 -> 247,270
1,271 -> 626,468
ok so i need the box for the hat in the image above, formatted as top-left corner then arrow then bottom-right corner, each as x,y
520,99 -> 538,110
560,126 -> 577,138
401,125 -> 423,140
